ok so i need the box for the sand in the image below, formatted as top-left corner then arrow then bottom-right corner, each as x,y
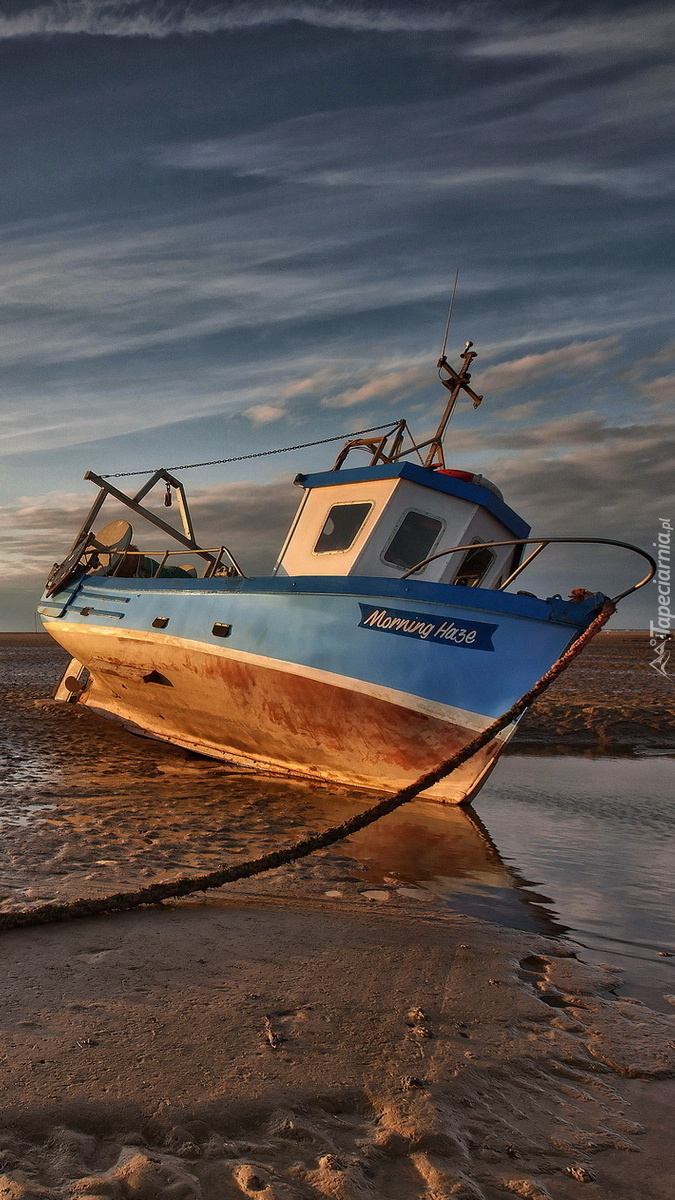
1,631 -> 674,1197
1,894 -> 674,1200
514,633 -> 675,753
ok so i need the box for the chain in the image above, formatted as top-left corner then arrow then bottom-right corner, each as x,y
101,421 -> 403,478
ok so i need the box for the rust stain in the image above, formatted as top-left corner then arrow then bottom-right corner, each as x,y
51,630 -> 504,803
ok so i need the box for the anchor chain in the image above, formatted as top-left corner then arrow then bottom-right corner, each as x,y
0,601 -> 615,933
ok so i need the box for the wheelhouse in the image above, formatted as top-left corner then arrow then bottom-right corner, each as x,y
274,462 -> 530,588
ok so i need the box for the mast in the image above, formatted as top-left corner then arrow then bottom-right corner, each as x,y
423,342 -> 483,469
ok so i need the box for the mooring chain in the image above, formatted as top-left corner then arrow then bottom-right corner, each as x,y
0,602 -> 615,933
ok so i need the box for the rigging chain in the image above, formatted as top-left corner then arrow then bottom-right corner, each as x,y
101,421 -> 404,478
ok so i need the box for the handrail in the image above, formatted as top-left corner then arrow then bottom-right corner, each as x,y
400,537 -> 656,604
108,546 -> 243,580
112,547 -> 226,555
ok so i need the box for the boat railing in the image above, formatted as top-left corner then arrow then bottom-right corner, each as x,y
401,537 -> 656,603
109,546 -> 242,580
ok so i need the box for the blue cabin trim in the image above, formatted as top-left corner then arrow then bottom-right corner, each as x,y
294,462 -> 531,540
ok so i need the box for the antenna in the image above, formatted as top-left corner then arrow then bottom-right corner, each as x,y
439,267 -> 460,362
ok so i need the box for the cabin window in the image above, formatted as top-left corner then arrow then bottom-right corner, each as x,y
452,540 -> 495,587
314,502 -> 373,554
383,510 -> 444,571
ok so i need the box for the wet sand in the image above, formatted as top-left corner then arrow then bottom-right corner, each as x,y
514,632 -> 675,752
1,631 -> 674,1197
2,902 -> 674,1199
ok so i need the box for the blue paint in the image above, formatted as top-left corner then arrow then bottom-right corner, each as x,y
358,602 -> 498,651
45,572 -> 603,721
73,572 -> 595,625
295,462 -> 531,539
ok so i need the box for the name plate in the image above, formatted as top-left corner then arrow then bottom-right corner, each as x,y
358,603 -> 497,651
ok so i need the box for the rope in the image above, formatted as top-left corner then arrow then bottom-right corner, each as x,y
101,421 -> 403,478
0,601 -> 614,934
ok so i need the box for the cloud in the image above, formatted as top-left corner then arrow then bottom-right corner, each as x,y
655,339 -> 675,364
324,363 -> 434,409
639,374 -> 675,405
448,410 -> 675,461
2,27 -> 673,459
281,368 -> 335,398
158,136 -> 669,199
0,213 -> 449,375
5,2 -> 671,61
473,7 -> 675,60
0,490 -> 100,579
153,58 -> 675,220
493,422 -> 675,540
0,2 -> 673,499
475,338 -> 620,395
0,2 -> 475,40
492,412 -> 618,450
185,478 -> 300,571
243,404 -> 286,424
500,400 -> 543,422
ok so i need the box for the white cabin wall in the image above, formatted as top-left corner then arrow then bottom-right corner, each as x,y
275,478 -> 399,577
275,473 -> 520,586
436,508 -> 519,588
351,479 -> 479,581
272,487 -> 311,575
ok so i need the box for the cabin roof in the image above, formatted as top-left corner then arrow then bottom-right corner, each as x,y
294,461 -> 530,539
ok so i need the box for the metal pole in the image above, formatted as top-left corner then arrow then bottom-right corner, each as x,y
439,268 -> 460,362
84,471 -> 216,566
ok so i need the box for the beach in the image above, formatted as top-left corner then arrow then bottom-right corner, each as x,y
0,632 -> 673,1199
2,898 -> 674,1200
515,632 -> 675,753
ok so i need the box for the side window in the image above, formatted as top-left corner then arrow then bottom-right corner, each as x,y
383,511 -> 443,570
314,502 -> 373,554
452,540 -> 495,588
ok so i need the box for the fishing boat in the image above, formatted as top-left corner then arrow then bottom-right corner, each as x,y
38,343 -> 654,804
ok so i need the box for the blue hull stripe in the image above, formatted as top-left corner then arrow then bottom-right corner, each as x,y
42,578 -> 591,721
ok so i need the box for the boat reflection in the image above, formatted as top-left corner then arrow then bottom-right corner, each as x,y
342,796 -> 565,937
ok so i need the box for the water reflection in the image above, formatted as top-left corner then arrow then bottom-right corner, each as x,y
0,638 -> 561,937
344,801 -> 563,935
474,754 -> 675,1011
0,740 -> 562,941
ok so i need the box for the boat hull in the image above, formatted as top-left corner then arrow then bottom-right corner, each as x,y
39,575 -> 597,805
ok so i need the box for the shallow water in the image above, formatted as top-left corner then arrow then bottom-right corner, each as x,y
1,636 -> 674,1013
475,755 -> 675,1011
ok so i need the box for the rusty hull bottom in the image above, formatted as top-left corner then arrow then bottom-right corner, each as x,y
51,628 -> 514,805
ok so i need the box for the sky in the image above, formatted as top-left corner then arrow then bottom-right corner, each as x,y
0,0 -> 673,630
